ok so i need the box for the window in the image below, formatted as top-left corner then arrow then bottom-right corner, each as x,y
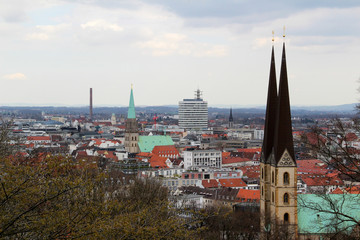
272,192 -> 274,202
284,213 -> 289,223
272,171 -> 274,184
261,168 -> 264,179
283,193 -> 289,203
261,186 -> 264,196
284,172 -> 289,185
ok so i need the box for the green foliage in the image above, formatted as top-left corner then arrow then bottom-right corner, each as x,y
0,156 -> 196,239
193,206 -> 259,240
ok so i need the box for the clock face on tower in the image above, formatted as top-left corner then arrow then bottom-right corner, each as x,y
278,151 -> 295,167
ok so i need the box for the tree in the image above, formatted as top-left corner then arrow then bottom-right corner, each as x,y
0,154 -> 197,239
0,119 -> 19,159
186,204 -> 259,240
300,117 -> 360,239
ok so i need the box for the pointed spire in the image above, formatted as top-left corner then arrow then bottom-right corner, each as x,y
127,86 -> 136,119
229,107 -> 233,122
273,42 -> 295,164
261,45 -> 278,163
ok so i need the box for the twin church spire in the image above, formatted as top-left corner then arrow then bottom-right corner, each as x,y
260,34 -> 298,237
261,39 -> 295,166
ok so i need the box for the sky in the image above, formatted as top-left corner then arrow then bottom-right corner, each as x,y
0,0 -> 360,107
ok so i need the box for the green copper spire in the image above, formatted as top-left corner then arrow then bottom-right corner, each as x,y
127,85 -> 136,119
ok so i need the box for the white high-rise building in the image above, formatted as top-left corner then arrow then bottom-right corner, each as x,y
178,89 -> 208,129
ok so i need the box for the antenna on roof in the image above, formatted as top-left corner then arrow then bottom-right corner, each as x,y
195,88 -> 202,100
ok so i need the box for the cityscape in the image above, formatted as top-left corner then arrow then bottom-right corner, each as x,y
1,1 -> 360,240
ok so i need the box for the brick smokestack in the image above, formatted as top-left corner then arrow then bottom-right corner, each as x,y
90,88 -> 93,122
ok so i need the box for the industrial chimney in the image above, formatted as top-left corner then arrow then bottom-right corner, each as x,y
90,88 -> 93,122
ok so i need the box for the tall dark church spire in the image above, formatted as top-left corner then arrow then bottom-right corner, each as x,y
229,107 -> 234,128
273,42 -> 295,164
261,45 -> 278,163
260,34 -> 298,236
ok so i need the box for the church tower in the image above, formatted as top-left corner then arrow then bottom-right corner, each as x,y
260,36 -> 297,238
124,86 -> 140,154
229,107 -> 234,128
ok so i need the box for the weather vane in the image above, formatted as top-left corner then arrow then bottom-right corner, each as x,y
131,83 -> 133,89
283,26 -> 286,38
272,30 -> 274,42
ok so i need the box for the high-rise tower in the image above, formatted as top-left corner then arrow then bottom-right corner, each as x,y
178,89 -> 208,129
260,37 -> 297,238
124,86 -> 140,154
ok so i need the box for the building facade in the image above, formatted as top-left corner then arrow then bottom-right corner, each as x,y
178,89 -> 208,129
183,149 -> 222,169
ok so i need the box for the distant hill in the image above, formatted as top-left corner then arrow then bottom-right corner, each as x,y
0,103 -> 357,118
291,103 -> 357,113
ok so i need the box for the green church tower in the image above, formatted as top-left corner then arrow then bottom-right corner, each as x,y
124,85 -> 140,154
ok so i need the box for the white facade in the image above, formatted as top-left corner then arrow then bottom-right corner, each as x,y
178,96 -> 208,129
254,129 -> 264,140
183,150 -> 222,169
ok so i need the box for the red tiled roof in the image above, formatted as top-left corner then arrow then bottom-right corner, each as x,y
236,148 -> 261,159
301,174 -> 343,186
202,179 -> 219,188
331,188 -> 344,194
222,156 -> 251,165
239,165 -> 260,178
306,132 -> 326,146
236,189 -> 260,203
27,136 -> 51,141
345,186 -> 360,194
237,148 -> 261,153
152,145 -> 179,158
331,186 -> 360,194
149,155 -> 168,168
344,132 -> 358,142
222,152 -> 231,158
219,178 -> 247,188
296,159 -> 328,175
77,150 -> 88,157
171,158 -> 183,166
97,150 -> 117,160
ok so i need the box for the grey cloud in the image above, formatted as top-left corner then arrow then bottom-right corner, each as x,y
2,12 -> 26,22
147,0 -> 360,19
60,0 -> 140,10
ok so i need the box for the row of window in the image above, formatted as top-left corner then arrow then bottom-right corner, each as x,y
125,136 -> 137,141
194,153 -> 219,157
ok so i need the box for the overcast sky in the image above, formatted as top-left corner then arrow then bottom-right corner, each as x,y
0,0 -> 359,107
